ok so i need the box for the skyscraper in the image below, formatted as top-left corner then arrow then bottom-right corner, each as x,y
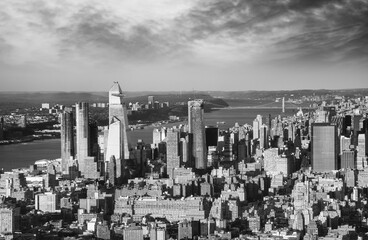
205,126 -> 218,148
188,100 -> 207,169
76,102 -> 90,175
256,115 -> 263,127
340,136 -> 351,154
180,137 -> 190,166
106,117 -> 122,161
311,123 -> 338,172
357,133 -> 366,170
253,115 -> 262,140
148,96 -> 154,109
166,129 -> 180,178
0,117 -> 4,141
259,124 -> 269,149
106,82 -> 130,161
60,110 -> 74,174
253,119 -> 260,139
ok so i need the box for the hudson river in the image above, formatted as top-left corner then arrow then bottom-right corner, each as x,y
0,107 -> 298,171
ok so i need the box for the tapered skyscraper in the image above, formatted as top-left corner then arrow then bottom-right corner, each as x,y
106,82 -> 130,161
76,102 -> 90,174
188,99 -> 207,169
60,110 -> 74,174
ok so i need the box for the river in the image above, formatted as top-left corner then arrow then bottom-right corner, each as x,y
0,139 -> 61,171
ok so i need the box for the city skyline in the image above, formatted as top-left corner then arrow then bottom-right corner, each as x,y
0,79 -> 367,238
0,0 -> 368,91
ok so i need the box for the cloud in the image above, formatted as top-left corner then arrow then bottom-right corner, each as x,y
0,0 -> 367,92
0,0 -> 367,66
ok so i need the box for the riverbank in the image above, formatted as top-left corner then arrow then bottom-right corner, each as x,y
0,135 -> 59,146
213,106 -> 315,110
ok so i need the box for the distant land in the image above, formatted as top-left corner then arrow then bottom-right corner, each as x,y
0,88 -> 367,115
0,92 -> 228,116
207,88 -> 368,99
1,88 -> 367,102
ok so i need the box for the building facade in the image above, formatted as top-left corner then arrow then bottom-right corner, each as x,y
311,123 -> 338,172
76,102 -> 90,176
60,110 -> 74,174
188,100 -> 207,169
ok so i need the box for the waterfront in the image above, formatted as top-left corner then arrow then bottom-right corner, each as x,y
0,107 -> 299,171
0,139 -> 61,171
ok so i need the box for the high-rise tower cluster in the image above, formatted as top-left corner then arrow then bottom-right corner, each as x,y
60,82 -> 129,181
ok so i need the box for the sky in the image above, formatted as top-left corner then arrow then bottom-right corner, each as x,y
0,0 -> 368,91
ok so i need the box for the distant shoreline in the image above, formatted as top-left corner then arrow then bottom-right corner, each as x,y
0,136 -> 59,146
212,106 -> 314,110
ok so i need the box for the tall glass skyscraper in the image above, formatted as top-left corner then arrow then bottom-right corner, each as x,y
76,102 -> 90,175
60,110 -> 74,174
106,82 -> 130,161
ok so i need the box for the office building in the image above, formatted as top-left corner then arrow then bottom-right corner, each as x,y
84,157 -> 100,179
311,123 -> 338,172
124,225 -> 144,240
166,130 -> 180,178
352,115 -> 363,145
248,215 -> 261,232
153,128 -> 163,146
105,117 -> 122,161
106,82 -> 130,162
200,218 -> 215,237
341,151 -> 355,170
252,115 -> 263,140
188,100 -> 207,169
340,136 -> 351,154
357,134 -> 366,170
106,156 -> 116,185
35,192 -> 60,213
205,126 -> 218,148
180,138 -> 190,166
96,224 -> 111,239
150,227 -> 167,240
76,102 -> 90,176
253,119 -> 260,139
237,139 -> 247,160
178,220 -> 196,240
263,148 -> 291,176
60,110 -> 74,174
0,207 -> 18,234
259,124 -> 269,149
137,197 -> 210,221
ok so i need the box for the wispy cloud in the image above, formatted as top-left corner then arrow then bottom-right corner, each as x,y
1,0 -> 367,66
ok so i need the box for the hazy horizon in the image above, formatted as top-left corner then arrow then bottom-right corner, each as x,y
1,86 -> 368,93
1,0 -> 368,91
